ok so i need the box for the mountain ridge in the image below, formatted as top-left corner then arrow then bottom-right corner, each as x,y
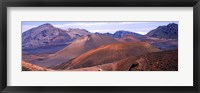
65,28 -> 91,39
146,23 -> 178,39
22,23 -> 72,49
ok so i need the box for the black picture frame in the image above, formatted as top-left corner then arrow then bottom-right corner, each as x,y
0,0 -> 199,93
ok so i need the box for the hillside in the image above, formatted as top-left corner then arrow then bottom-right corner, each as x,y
31,34 -> 119,67
70,50 -> 178,71
115,35 -> 141,43
143,37 -> 178,50
62,42 -> 160,70
22,61 -> 52,71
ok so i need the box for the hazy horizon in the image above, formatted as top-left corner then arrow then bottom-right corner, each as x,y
22,21 -> 178,35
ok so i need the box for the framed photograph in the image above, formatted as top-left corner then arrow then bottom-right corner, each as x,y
0,0 -> 199,93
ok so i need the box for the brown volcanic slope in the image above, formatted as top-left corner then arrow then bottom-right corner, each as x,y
144,37 -> 178,50
22,52 -> 49,63
115,35 -> 141,43
128,50 -> 178,71
32,34 -> 119,67
22,61 -> 52,71
62,42 -> 160,70
71,50 -> 178,71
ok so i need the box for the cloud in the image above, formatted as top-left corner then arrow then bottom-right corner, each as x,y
131,27 -> 155,35
54,22 -> 108,28
89,29 -> 120,33
121,22 -> 151,24
53,22 -> 150,28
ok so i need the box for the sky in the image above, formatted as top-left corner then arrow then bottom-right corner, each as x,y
22,21 -> 178,35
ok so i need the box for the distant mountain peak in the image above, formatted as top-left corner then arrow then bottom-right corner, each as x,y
66,28 -> 88,32
115,30 -> 141,34
117,30 -> 127,32
38,23 -> 54,28
22,23 -> 71,49
65,28 -> 91,39
168,23 -> 178,25
95,30 -> 144,40
113,30 -> 143,40
167,23 -> 178,28
146,23 -> 178,39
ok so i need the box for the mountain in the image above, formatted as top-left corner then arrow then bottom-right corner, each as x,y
66,28 -> 91,39
144,37 -> 178,50
113,30 -> 143,38
22,52 -> 49,63
62,42 -> 160,70
95,32 -> 113,37
146,23 -> 178,39
31,34 -> 119,67
115,35 -> 141,43
95,30 -> 144,40
22,23 -> 72,49
71,50 -> 177,71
